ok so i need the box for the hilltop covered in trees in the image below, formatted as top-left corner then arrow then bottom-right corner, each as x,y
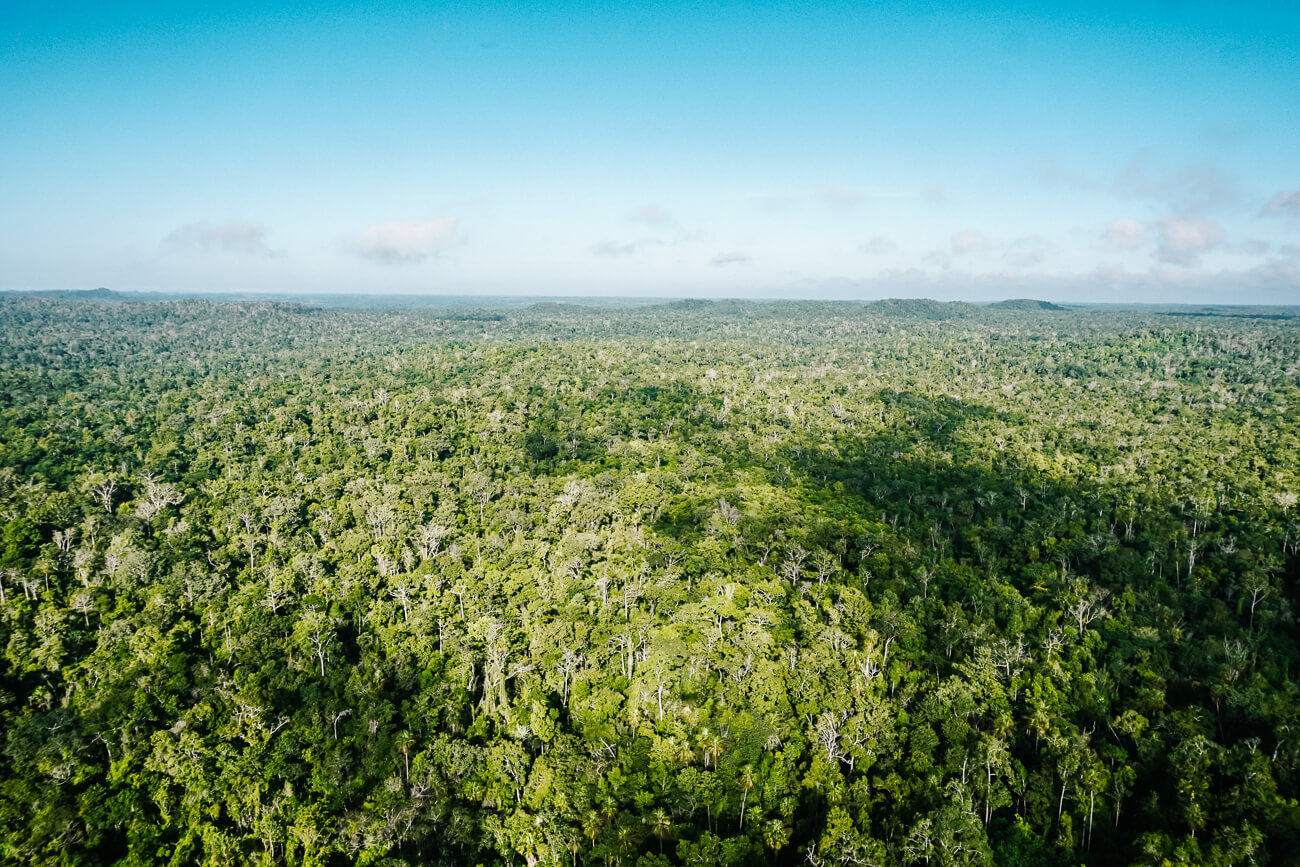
1,294 -> 1298,865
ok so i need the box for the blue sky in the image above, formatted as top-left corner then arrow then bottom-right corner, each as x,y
3,1 -> 1298,302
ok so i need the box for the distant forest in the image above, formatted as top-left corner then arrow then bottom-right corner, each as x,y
1,293 -> 1298,865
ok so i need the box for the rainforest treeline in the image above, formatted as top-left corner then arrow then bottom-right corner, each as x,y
1,293 -> 1299,866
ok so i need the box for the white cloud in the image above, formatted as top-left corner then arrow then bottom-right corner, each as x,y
1200,123 -> 1252,147
1102,218 -> 1148,251
750,185 -> 935,215
163,220 -> 277,256
818,187 -> 865,210
921,249 -> 953,270
1155,218 -> 1222,266
754,192 -> 799,213
1003,236 -> 1053,268
1035,159 -> 1099,190
951,229 -> 990,255
710,251 -> 751,267
1041,153 -> 1238,215
356,218 -> 459,264
627,204 -> 674,227
592,239 -> 663,257
859,235 -> 898,255
922,184 -> 947,204
800,257 -> 1297,304
1114,154 -> 1237,214
1262,190 -> 1300,218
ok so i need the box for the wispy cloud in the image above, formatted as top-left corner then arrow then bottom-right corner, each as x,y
163,220 -> 278,256
711,251 -> 751,267
1262,190 -> 1300,218
1155,217 -> 1221,266
355,218 -> 459,264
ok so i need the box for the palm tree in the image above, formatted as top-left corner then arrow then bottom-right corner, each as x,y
583,810 -> 601,848
650,809 -> 671,853
738,764 -> 757,830
701,731 -> 722,769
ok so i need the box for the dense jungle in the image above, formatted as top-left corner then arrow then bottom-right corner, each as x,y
1,292 -> 1299,866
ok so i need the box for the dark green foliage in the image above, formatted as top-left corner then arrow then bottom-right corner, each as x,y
0,293 -> 1298,865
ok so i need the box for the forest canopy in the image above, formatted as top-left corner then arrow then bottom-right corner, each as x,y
1,293 -> 1298,866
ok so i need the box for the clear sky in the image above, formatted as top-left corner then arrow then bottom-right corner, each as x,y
3,1 -> 1298,302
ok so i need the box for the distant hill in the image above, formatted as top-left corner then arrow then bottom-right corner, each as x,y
988,298 -> 1068,311
863,298 -> 982,319
16,287 -> 128,302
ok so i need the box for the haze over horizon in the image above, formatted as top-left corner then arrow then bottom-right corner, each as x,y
3,1 -> 1298,303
